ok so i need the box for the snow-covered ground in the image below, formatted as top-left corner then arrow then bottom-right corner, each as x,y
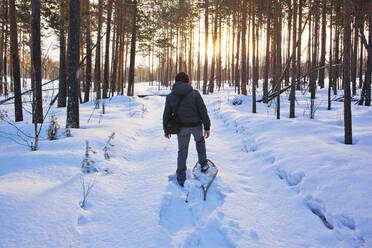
0,82 -> 371,247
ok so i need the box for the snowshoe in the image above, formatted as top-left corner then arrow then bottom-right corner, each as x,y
192,159 -> 218,201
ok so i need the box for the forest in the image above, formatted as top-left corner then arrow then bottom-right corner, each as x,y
0,0 -> 370,144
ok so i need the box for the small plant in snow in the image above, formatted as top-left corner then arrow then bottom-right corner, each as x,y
65,127 -> 71,137
47,114 -> 59,140
80,173 -> 97,209
232,96 -> 243,106
81,140 -> 98,173
103,132 -> 115,160
95,99 -> 100,109
142,104 -> 147,113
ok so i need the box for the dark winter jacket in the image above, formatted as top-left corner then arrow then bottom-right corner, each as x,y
163,82 -> 211,132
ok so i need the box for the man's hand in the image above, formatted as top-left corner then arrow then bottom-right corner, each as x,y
204,130 -> 210,139
164,133 -> 171,139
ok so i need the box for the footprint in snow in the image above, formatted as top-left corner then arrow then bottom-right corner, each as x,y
77,215 -> 89,226
305,195 -> 334,230
276,168 -> 305,186
183,212 -> 237,248
159,172 -> 225,234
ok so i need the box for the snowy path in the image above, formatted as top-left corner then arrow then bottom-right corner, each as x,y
1,86 -> 371,247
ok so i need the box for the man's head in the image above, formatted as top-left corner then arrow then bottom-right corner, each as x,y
175,72 -> 190,85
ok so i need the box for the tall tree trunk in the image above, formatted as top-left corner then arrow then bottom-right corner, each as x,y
31,0 -> 43,123
9,0 -> 23,121
103,0 -> 113,99
197,20 -> 201,89
334,24 -> 340,94
84,0 -> 92,103
94,0 -> 103,100
209,1 -> 218,93
263,0 -> 271,103
231,14 -> 235,88
328,1 -> 333,110
203,0 -> 208,94
285,1 -> 292,87
359,20 -> 364,89
351,16 -> 358,96
235,13 -> 241,95
289,0 -> 297,118
188,28 -> 193,77
251,0 -> 256,112
111,0 -> 121,97
58,0 -> 67,107
66,0 -> 80,128
310,0 -> 319,119
343,0 -> 352,144
241,0 -> 248,96
217,16 -> 222,90
0,0 -> 4,95
296,0 -> 303,90
365,6 -> 372,106
318,0 -> 326,89
127,1 -> 137,97
275,0 -> 281,120
3,0 -> 8,96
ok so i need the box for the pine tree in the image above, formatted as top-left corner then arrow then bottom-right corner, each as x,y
66,0 -> 81,128
31,0 -> 43,123
58,0 -> 67,107
9,0 -> 23,121
343,0 -> 352,144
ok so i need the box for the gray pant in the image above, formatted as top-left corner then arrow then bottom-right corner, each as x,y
177,125 -> 207,183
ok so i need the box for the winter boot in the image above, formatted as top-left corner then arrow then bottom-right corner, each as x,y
200,163 -> 209,173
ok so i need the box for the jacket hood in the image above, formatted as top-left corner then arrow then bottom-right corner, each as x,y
171,82 -> 193,96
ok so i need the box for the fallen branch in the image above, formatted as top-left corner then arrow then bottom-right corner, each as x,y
258,64 -> 343,103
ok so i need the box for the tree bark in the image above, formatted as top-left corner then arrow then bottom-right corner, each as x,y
251,0 -> 256,112
66,0 -> 80,128
296,0 -> 303,90
84,0 -> 92,103
359,20 -> 364,89
328,1 -> 333,110
9,0 -> 23,121
364,8 -> 372,106
241,0 -> 248,96
235,13 -> 241,95
318,0 -> 326,89
351,16 -> 358,96
0,0 -> 4,95
127,1 -> 137,97
31,0 -> 43,123
58,0 -> 67,107
289,0 -> 297,118
94,0 -> 103,100
209,2 -> 218,94
103,0 -> 113,99
111,0 -> 121,97
263,0 -> 271,103
310,0 -> 319,119
203,0 -> 208,95
343,0 -> 352,144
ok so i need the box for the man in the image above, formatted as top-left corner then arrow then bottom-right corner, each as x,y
163,72 -> 211,187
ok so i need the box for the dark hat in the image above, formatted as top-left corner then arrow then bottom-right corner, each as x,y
175,72 -> 189,83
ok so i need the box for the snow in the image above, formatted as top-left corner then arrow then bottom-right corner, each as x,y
0,81 -> 371,247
